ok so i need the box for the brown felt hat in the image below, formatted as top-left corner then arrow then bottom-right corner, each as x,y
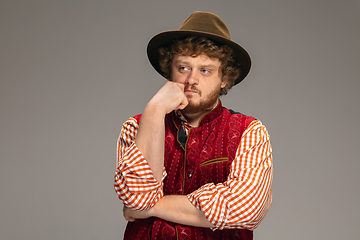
147,11 -> 251,85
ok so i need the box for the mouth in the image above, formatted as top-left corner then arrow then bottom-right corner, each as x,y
185,89 -> 198,94
184,86 -> 200,95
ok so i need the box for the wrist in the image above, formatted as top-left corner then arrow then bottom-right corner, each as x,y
145,99 -> 168,117
147,202 -> 159,218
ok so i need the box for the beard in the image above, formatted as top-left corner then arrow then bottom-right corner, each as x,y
180,83 -> 221,115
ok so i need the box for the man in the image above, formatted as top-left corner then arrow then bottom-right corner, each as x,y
114,11 -> 273,240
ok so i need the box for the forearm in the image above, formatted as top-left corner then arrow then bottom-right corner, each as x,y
123,195 -> 214,228
151,195 -> 215,228
133,81 -> 187,182
154,195 -> 215,228
135,102 -> 166,182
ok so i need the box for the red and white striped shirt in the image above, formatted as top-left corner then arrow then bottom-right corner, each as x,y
114,114 -> 272,230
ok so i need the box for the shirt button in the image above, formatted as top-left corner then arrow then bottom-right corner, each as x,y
188,173 -> 193,178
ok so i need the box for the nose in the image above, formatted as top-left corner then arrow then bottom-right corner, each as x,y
185,69 -> 199,85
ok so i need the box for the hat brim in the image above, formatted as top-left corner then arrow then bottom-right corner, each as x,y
147,30 -> 251,85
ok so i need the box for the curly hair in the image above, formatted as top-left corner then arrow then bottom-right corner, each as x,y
158,36 -> 241,95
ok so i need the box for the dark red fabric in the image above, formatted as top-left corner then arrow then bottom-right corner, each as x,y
125,102 -> 255,239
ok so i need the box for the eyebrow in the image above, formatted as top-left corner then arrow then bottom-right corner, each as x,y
174,60 -> 218,68
173,59 -> 188,65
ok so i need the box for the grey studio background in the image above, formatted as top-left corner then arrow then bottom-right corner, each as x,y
1,0 -> 359,239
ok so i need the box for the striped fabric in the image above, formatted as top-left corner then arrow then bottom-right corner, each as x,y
114,117 -> 273,230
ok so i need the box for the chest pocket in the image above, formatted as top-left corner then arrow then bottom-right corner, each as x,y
199,157 -> 229,167
198,157 -> 230,185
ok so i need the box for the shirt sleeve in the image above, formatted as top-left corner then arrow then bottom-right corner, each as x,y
114,117 -> 167,211
187,120 -> 273,230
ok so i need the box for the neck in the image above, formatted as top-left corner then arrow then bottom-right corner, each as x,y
182,111 -> 209,127
181,99 -> 219,127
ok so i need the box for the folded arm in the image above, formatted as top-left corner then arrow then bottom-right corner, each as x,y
187,120 -> 273,230
122,120 -> 273,230
114,118 -> 166,210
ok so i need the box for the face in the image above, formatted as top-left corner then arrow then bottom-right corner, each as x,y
170,54 -> 226,115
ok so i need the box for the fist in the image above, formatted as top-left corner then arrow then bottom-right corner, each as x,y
149,81 -> 189,114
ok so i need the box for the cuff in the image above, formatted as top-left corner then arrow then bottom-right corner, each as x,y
187,183 -> 228,230
119,143 -> 167,193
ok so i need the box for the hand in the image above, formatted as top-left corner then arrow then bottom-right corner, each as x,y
123,205 -> 153,222
148,81 -> 188,115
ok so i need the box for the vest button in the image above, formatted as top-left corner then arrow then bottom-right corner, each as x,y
188,173 -> 193,178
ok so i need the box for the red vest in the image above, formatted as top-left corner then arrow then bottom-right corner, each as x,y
124,102 -> 255,240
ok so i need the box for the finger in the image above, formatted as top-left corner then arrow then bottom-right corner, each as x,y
175,82 -> 185,91
175,94 -> 188,110
125,216 -> 136,222
123,205 -> 131,219
176,101 -> 188,111
181,95 -> 189,109
124,212 -> 136,222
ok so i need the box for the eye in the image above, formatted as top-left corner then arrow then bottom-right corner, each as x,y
201,69 -> 211,74
179,66 -> 189,72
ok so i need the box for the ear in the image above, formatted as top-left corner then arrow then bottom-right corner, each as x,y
221,76 -> 228,89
